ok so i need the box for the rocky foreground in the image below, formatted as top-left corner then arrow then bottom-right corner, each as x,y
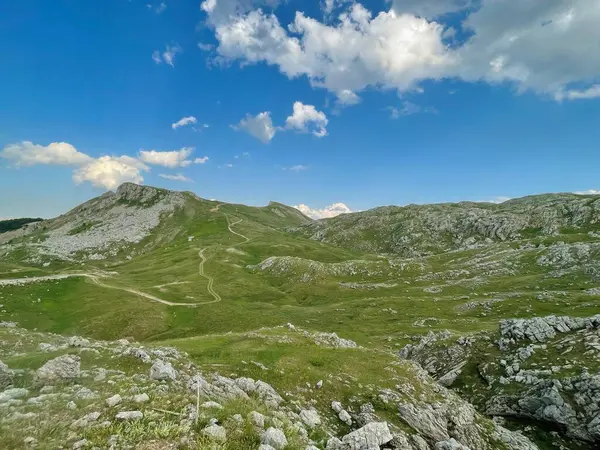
0,324 -> 539,450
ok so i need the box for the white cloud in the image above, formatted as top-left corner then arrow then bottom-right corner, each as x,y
194,156 -> 210,164
205,0 -> 600,101
73,156 -> 149,190
556,85 -> 600,102
336,89 -> 361,106
388,101 -> 437,118
294,202 -> 352,219
172,116 -> 198,129
224,163 -> 233,168
456,0 -> 600,98
152,44 -> 182,67
1,141 -> 92,167
574,190 -> 600,196
139,147 -> 194,168
155,2 -> 166,14
234,111 -> 276,143
1,141 -> 151,191
213,5 -> 454,96
285,102 -> 328,137
285,165 -> 309,172
159,173 -> 193,182
198,42 -> 214,51
474,196 -> 512,204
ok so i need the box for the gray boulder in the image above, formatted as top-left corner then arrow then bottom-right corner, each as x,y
115,411 -> 143,421
261,428 -> 288,449
202,424 -> 227,442
149,359 -> 177,381
300,408 -> 321,428
341,422 -> 393,450
35,354 -> 80,385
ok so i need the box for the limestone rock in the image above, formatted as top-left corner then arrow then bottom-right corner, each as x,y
341,422 -> 393,450
261,428 -> 288,450
34,355 -> 80,386
149,359 -> 177,381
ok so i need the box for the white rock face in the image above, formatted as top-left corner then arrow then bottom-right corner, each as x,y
261,428 -> 288,449
35,355 -> 80,385
341,422 -> 393,450
435,438 -> 472,450
149,359 -> 177,381
30,183 -> 186,261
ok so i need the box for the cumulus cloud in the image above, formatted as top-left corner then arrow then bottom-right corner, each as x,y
212,5 -> 453,95
138,147 -> 194,168
159,173 -> 193,182
456,0 -> 600,97
1,141 -> 153,190
73,156 -> 149,190
1,141 -> 92,167
172,116 -> 198,129
234,111 -> 276,143
336,89 -> 361,106
194,156 -> 209,164
285,102 -> 328,137
203,0 -> 600,101
294,202 -> 353,219
152,44 -> 182,67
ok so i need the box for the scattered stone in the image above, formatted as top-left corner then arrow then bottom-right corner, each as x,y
341,422 -> 393,450
115,411 -> 143,421
149,359 -> 177,381
106,394 -> 122,407
261,428 -> 288,450
202,425 -> 227,442
300,409 -> 321,428
34,354 -> 80,386
0,388 -> 29,403
134,393 -> 150,403
248,411 -> 265,428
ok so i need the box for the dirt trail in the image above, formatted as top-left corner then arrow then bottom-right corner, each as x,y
198,248 -> 221,304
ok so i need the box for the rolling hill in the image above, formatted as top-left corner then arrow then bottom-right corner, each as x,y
1,183 -> 600,449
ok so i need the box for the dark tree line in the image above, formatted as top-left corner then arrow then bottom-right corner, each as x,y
0,218 -> 43,234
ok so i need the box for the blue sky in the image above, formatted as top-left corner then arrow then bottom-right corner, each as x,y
1,0 -> 599,219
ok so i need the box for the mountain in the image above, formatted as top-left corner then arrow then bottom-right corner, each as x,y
1,184 -> 600,449
290,193 -> 600,257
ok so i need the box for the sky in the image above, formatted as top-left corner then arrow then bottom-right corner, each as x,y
1,0 -> 600,219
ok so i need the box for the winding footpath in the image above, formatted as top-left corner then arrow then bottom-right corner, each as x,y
0,208 -> 251,308
197,248 -> 221,304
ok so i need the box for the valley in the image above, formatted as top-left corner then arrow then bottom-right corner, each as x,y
1,183 -> 600,449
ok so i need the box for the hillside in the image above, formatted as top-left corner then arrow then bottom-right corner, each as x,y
1,184 -> 600,449
289,193 -> 600,257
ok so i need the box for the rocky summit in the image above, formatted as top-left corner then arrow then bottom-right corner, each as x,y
1,184 -> 600,449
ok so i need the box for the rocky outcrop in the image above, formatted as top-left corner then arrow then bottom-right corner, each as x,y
499,314 -> 600,343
